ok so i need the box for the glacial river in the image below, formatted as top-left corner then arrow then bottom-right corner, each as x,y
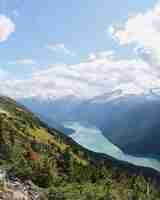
64,121 -> 160,172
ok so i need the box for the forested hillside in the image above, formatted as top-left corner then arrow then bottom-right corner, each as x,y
0,96 -> 159,200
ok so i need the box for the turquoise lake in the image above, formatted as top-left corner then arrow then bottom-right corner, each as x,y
64,121 -> 160,172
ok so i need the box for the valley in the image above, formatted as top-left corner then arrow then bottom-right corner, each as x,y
20,89 -> 160,163
1,0 -> 160,199
0,96 -> 160,199
64,121 -> 160,172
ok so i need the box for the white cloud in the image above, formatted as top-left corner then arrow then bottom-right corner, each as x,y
1,54 -> 160,99
9,59 -> 36,65
88,50 -> 115,60
46,43 -> 75,56
88,53 -> 96,60
109,1 -> 160,68
0,15 -> 15,42
108,25 -> 115,36
1,2 -> 160,100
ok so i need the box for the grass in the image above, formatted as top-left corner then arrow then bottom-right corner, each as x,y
29,128 -> 88,166
29,127 -> 68,150
70,152 -> 88,166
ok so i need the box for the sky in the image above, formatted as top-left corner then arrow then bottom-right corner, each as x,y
0,0 -> 160,99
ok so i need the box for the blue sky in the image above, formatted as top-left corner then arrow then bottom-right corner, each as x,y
0,0 -> 160,99
0,0 -> 156,71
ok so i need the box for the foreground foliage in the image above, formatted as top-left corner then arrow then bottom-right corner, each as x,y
0,96 -> 159,200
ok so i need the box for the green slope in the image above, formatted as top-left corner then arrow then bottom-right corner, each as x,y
0,96 -> 160,200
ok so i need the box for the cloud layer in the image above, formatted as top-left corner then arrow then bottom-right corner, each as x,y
0,15 -> 15,42
1,2 -> 160,100
109,1 -> 160,69
1,53 -> 160,99
9,58 -> 36,65
46,43 -> 75,56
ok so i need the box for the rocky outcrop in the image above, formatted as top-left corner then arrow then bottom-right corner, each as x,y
0,170 -> 40,200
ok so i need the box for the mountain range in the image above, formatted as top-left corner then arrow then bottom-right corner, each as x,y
20,89 -> 160,156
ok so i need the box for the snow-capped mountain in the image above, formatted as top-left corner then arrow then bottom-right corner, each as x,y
19,88 -> 160,157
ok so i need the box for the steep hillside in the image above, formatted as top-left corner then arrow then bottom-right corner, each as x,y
0,96 -> 160,200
